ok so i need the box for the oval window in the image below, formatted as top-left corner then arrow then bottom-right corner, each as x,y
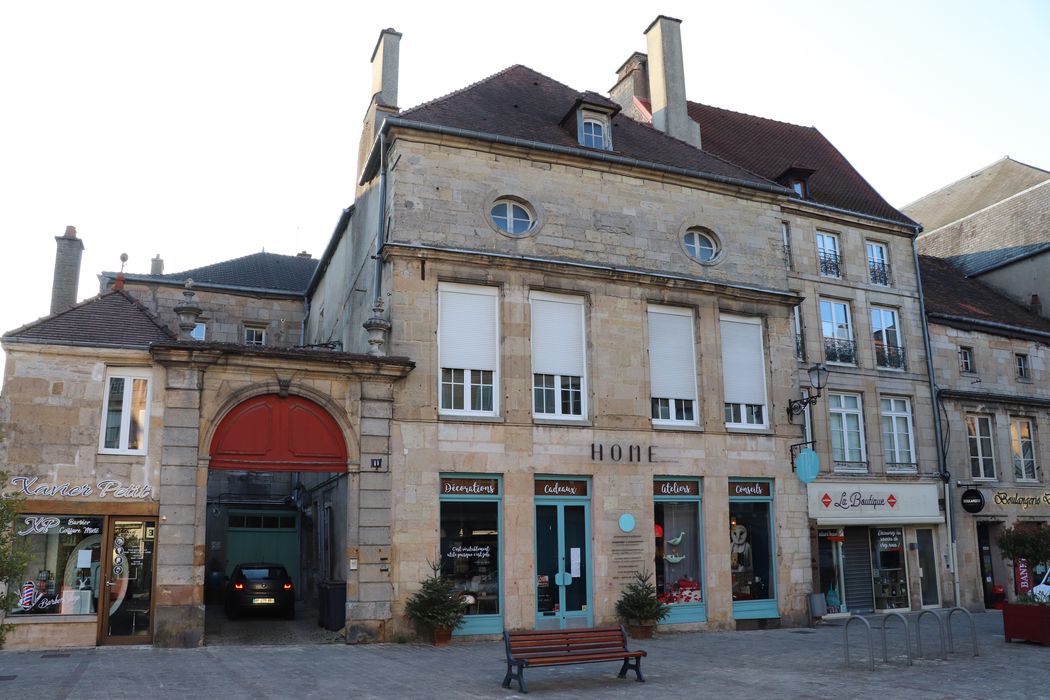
491,200 -> 534,235
682,229 -> 720,263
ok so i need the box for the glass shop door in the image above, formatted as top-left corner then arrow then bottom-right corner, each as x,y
534,502 -> 592,629
100,519 -> 156,645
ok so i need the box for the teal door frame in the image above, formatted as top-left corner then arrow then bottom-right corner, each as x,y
729,479 -> 780,620
534,479 -> 592,629
655,477 -> 707,624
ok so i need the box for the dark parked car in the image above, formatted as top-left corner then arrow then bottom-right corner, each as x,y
224,563 -> 295,620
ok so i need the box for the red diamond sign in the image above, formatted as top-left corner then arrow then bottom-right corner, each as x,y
821,493 -> 832,508
887,494 -> 897,508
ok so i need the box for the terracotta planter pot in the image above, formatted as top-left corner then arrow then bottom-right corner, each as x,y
431,627 -> 453,646
626,622 -> 656,639
1003,602 -> 1050,645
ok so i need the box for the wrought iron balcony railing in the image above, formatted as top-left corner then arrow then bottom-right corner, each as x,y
818,250 -> 841,277
874,344 -> 907,370
823,337 -> 857,364
868,260 -> 892,286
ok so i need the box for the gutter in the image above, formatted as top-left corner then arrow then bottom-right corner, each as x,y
98,273 -> 310,299
383,241 -> 801,302
927,312 -> 1050,341
359,117 -> 793,197
912,228 -> 959,608
782,198 -> 918,230
937,388 -> 1050,409
305,206 -> 355,298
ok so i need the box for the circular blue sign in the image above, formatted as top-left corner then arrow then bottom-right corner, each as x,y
618,513 -> 636,533
796,448 -> 820,483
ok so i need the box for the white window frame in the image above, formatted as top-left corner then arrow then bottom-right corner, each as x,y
866,241 -> 890,285
870,305 -> 903,369
1016,353 -> 1031,380
439,283 -> 500,417
577,110 -> 612,150
244,325 -> 267,346
966,414 -> 996,480
829,392 -> 866,469
98,367 -> 152,455
880,397 -> 916,470
816,231 -> 841,277
720,314 -> 768,429
647,305 -> 698,427
530,291 -> 587,420
1012,417 -> 1038,482
820,299 -> 855,365
959,346 -> 974,373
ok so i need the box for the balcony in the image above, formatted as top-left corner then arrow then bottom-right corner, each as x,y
874,344 -> 907,370
868,260 -> 892,286
818,250 -> 841,277
823,337 -> 857,364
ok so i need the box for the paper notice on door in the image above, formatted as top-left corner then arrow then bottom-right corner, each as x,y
570,547 -> 581,578
76,549 -> 92,569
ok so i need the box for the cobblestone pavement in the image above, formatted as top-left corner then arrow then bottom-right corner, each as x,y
2,611 -> 1048,699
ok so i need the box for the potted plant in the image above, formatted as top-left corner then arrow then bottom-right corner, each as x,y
996,524 -> 1050,645
615,570 -> 669,639
404,560 -> 466,645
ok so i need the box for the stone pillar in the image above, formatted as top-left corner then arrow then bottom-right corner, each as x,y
346,377 -> 395,642
153,363 -> 208,647
50,225 -> 84,315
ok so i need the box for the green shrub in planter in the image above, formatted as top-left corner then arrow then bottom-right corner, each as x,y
615,571 -> 670,630
404,560 -> 466,636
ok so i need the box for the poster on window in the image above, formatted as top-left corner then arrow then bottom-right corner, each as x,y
440,501 -> 500,615
11,515 -> 103,616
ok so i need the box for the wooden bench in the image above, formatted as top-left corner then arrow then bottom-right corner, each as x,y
501,625 -> 646,693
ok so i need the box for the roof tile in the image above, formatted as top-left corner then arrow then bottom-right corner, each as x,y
3,290 -> 176,348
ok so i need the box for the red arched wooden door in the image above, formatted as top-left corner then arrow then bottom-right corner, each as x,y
209,394 -> 347,472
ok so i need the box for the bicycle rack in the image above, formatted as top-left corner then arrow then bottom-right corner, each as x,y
915,609 -> 946,660
844,616 -> 875,671
877,612 -> 913,666
944,607 -> 979,656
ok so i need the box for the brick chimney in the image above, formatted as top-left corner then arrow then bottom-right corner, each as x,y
50,226 -> 84,315
609,52 -> 652,123
644,16 -> 701,148
151,254 -> 164,275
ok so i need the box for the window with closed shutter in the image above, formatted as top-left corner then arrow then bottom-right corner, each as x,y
648,305 -> 698,424
530,292 -> 586,418
720,315 -> 767,427
438,283 -> 499,414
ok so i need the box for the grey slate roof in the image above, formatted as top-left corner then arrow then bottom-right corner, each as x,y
943,242 -> 1050,277
104,252 -> 319,295
903,157 -> 1050,232
3,290 -> 176,348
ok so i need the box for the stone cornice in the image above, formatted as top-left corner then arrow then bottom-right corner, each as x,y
150,343 -> 414,380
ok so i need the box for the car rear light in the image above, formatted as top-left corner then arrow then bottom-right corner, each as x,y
233,582 -> 244,590
283,583 -> 293,590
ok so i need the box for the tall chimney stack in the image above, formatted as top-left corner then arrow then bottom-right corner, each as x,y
151,254 -> 164,276
371,28 -> 402,109
644,16 -> 701,148
50,225 -> 84,315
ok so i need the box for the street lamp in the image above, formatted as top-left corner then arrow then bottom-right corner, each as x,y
787,364 -> 830,418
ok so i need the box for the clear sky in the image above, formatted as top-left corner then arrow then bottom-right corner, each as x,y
2,1 -> 1048,378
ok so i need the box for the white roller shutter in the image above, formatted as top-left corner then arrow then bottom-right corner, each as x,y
720,315 -> 767,405
530,292 -> 585,377
647,305 -> 697,401
438,283 -> 499,371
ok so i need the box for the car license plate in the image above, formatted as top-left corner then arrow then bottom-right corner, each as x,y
253,597 -> 275,605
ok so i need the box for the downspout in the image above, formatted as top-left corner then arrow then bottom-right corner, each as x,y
912,231 -> 960,607
372,130 -> 387,302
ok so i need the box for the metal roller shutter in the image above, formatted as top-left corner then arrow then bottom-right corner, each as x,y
843,526 -> 875,614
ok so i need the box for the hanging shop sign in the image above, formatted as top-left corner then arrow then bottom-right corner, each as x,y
654,480 -> 699,497
440,478 -> 499,496
534,480 -> 589,497
960,489 -> 986,514
8,476 -> 153,500
729,481 -> 770,498
807,482 -> 942,525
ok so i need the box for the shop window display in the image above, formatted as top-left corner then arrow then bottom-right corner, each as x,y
10,515 -> 103,616
817,529 -> 846,613
870,528 -> 908,609
729,502 -> 773,601
440,500 -> 499,616
654,502 -> 702,606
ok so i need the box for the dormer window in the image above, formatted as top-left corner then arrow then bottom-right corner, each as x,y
789,179 -> 807,198
777,166 -> 815,200
582,119 -> 607,149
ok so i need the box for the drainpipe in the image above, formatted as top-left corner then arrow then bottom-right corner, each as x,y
372,130 -> 387,302
912,231 -> 960,607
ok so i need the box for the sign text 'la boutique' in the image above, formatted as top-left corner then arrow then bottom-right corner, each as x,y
8,476 -> 154,499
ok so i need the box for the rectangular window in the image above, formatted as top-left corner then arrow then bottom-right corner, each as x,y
816,232 -> 841,277
1016,353 -> 1031,380
648,305 -> 698,426
720,315 -> 768,428
9,515 -> 103,616
793,305 -> 805,360
99,368 -> 151,454
782,221 -> 792,269
871,306 -> 905,370
729,480 -> 775,609
654,479 -> 704,623
821,299 -> 855,364
959,346 -> 974,373
880,397 -> 915,470
866,241 -> 891,285
1012,418 -> 1037,481
829,393 -> 866,469
530,292 -> 586,419
440,476 -> 501,634
243,325 -> 267,346
967,414 -> 996,479
439,283 -> 500,415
